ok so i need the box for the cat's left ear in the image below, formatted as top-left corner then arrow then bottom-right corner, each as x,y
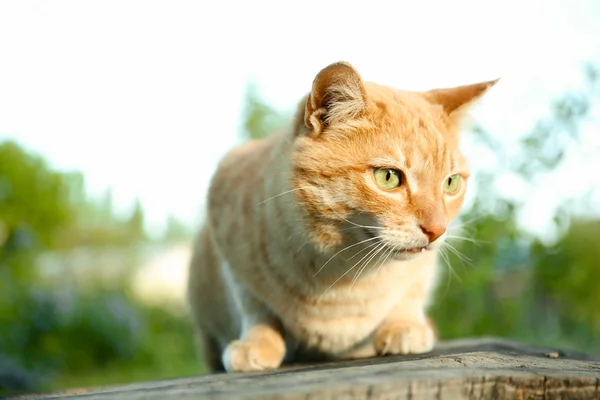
423,78 -> 499,124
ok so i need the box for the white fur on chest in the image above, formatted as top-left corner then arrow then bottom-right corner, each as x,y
278,260 -> 426,355
281,296 -> 392,354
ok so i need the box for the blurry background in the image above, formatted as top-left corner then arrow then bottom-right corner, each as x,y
1,0 -> 600,395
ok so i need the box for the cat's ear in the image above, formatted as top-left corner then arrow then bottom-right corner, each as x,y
304,62 -> 368,135
423,78 -> 499,123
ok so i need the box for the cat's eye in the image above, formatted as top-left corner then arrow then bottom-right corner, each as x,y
444,174 -> 461,194
373,168 -> 402,190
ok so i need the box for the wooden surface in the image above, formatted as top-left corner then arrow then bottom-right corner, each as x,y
8,337 -> 600,400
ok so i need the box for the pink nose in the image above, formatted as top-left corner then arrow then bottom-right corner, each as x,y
420,224 -> 446,243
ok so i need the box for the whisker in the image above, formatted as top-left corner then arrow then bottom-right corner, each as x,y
448,213 -> 490,232
339,225 -> 385,233
372,243 -> 397,280
313,236 -> 381,276
319,242 -> 386,300
439,245 -> 462,283
350,241 -> 386,287
443,241 -> 473,262
296,239 -> 309,253
445,234 -> 488,246
437,247 -> 456,301
442,242 -> 474,268
251,186 -> 310,208
322,201 -> 385,231
349,243 -> 385,288
344,242 -> 386,283
347,239 -> 382,260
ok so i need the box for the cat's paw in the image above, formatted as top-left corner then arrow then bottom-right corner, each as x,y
222,339 -> 285,372
374,319 -> 435,355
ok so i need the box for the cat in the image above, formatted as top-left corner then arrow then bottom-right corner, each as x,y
187,61 -> 498,373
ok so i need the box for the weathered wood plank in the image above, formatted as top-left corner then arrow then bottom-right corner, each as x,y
8,337 -> 600,400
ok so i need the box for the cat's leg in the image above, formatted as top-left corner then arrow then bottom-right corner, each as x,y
222,287 -> 286,372
373,282 -> 437,355
187,226 -> 233,372
197,331 -> 225,372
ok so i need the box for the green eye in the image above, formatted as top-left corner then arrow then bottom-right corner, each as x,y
444,174 -> 461,194
373,168 -> 402,190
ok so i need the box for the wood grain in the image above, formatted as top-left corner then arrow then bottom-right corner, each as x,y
8,337 -> 600,400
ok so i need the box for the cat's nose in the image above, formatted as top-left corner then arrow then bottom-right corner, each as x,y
420,224 -> 446,243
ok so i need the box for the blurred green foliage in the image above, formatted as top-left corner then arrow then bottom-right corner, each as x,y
242,82 -> 289,139
0,142 -> 199,395
0,142 -> 72,250
1,64 -> 599,395
430,64 -> 600,351
429,63 -> 600,351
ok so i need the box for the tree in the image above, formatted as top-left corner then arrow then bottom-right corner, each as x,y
127,199 -> 146,242
0,141 -> 76,281
162,215 -> 191,243
241,82 -> 288,140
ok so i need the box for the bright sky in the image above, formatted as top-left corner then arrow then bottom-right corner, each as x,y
1,0 -> 599,237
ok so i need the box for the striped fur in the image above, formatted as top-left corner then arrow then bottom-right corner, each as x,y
187,62 -> 498,372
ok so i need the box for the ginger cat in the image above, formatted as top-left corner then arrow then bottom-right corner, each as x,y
187,61 -> 497,373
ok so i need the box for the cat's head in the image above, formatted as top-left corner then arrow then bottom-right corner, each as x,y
292,61 -> 497,259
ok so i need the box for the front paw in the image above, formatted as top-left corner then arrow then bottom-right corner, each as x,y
222,338 -> 285,373
374,319 -> 435,356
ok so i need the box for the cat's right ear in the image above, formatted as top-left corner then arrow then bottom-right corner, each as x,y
304,62 -> 368,136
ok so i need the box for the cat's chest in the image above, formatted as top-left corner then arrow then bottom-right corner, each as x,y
271,255 -> 438,355
277,268 -> 408,354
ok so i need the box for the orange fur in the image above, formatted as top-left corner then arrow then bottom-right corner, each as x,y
187,61 -> 498,372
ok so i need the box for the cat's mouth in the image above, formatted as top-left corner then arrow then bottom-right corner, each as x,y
362,228 -> 429,255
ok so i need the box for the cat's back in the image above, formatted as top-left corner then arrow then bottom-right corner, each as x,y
205,132 -> 286,251
208,133 -> 279,209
